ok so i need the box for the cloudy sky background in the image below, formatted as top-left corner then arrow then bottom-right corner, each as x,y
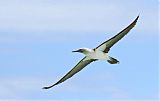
0,0 -> 158,100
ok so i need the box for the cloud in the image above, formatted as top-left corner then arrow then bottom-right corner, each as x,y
0,0 -> 157,52
0,75 -> 122,100
0,0 -> 157,33
0,0 -> 158,44
0,77 -> 45,100
0,0 -> 117,32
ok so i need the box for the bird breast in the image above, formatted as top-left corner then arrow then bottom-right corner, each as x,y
86,50 -> 108,60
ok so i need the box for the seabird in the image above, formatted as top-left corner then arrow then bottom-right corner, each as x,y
43,15 -> 139,89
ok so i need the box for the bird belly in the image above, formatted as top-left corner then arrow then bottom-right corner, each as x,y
85,50 -> 108,60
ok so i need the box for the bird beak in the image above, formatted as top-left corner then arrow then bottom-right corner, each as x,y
72,50 -> 80,52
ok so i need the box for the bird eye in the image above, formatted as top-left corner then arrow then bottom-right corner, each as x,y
79,49 -> 84,52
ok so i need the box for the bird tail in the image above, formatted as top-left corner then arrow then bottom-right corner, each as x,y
107,56 -> 119,64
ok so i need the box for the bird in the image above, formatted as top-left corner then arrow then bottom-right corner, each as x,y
43,15 -> 139,89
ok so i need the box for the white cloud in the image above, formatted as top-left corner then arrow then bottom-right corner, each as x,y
0,0 -> 118,32
0,0 -> 157,33
0,75 -> 120,100
0,77 -> 45,100
0,0 -> 158,44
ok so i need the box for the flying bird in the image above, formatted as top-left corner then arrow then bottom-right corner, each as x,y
43,15 -> 139,89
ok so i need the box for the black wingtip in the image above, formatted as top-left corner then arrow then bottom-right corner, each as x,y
42,86 -> 51,89
42,83 -> 58,89
42,85 -> 54,89
135,15 -> 140,22
130,15 -> 139,28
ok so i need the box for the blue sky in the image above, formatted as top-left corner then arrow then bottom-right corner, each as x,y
0,0 -> 159,100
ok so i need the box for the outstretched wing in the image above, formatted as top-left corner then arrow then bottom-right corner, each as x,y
96,16 -> 139,53
43,57 -> 96,89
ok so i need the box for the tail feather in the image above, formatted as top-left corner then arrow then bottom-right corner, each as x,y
107,56 -> 119,64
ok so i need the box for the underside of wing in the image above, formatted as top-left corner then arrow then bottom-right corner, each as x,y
43,57 -> 96,89
96,16 -> 139,53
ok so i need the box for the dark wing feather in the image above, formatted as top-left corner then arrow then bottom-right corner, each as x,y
43,57 -> 96,89
96,16 -> 139,53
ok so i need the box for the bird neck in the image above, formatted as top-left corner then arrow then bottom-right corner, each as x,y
82,48 -> 94,55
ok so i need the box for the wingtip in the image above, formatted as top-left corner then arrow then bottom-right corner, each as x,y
137,15 -> 140,19
42,86 -> 50,89
134,15 -> 139,22
42,82 -> 59,89
131,15 -> 139,26
135,15 -> 140,21
42,85 -> 55,89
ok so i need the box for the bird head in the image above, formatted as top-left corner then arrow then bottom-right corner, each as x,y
72,48 -> 85,53
72,48 -> 92,55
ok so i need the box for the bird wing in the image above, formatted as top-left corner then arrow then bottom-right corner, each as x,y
95,16 -> 139,53
43,57 -> 96,89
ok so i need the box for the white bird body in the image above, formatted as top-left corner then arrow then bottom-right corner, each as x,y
81,48 -> 109,61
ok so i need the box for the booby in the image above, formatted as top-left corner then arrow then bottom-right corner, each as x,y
43,15 -> 139,89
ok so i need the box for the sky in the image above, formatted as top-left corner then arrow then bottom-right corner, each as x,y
0,0 -> 159,101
